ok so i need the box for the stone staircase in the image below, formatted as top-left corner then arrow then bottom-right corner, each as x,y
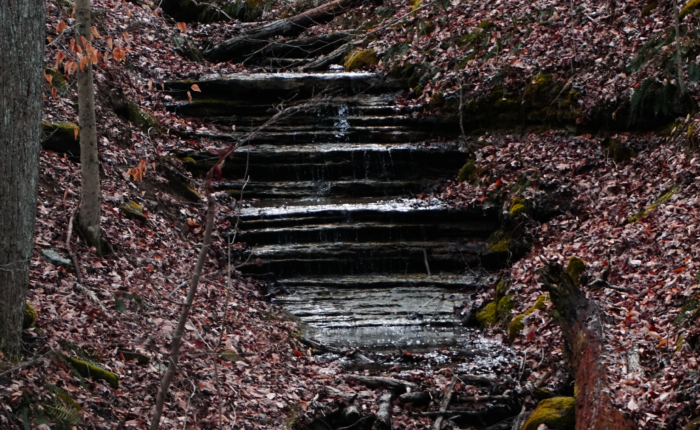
166,73 -> 504,351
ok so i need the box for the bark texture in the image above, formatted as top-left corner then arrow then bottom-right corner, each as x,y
0,0 -> 44,357
76,0 -> 102,250
538,261 -> 635,430
204,0 -> 361,62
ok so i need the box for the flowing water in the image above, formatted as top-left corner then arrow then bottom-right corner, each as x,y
166,73 -> 508,352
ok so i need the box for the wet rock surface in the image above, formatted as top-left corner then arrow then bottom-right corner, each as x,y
169,72 -> 503,351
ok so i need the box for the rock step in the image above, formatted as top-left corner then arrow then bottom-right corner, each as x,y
179,127 -> 448,145
239,199 -> 498,226
164,73 -> 404,103
239,240 -> 496,277
166,94 -> 425,118
276,273 -> 491,289
272,276 -> 486,350
239,221 -> 494,246
178,143 -> 467,182
217,179 -> 425,199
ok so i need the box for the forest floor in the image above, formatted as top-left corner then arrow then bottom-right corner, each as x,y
2,0 -> 700,428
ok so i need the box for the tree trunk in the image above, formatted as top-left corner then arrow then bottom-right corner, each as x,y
76,0 -> 102,251
0,0 -> 44,358
538,260 -> 635,430
204,0 -> 361,62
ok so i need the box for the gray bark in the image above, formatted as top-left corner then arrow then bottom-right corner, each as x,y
76,0 -> 102,250
0,0 -> 44,358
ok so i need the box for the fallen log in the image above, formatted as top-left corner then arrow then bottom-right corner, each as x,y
372,392 -> 394,430
346,375 -> 418,394
537,258 -> 635,430
301,42 -> 352,71
325,386 -> 358,403
432,376 -> 456,430
253,32 -> 352,60
204,0 -> 362,62
398,391 -> 431,406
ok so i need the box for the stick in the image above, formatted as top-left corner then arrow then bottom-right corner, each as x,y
422,248 -> 431,276
432,376 -> 457,430
150,194 -> 216,430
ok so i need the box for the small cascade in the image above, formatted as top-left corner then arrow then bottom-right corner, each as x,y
165,73 -> 507,352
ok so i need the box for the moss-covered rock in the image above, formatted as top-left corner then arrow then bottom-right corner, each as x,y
486,230 -> 512,253
509,197 -> 527,217
171,34 -> 205,63
345,49 -> 378,71
680,0 -> 700,18
642,0 -> 658,16
45,68 -> 69,93
220,349 -> 245,363
685,416 -> 700,430
122,101 -> 160,132
508,295 -> 547,341
458,159 -> 476,182
119,201 -> 147,223
628,184 -> 679,222
476,278 -> 516,328
41,122 -> 81,159
23,302 -> 38,329
66,357 -> 119,389
602,138 -> 636,163
475,301 -> 498,326
163,165 -> 201,202
523,397 -> 575,430
566,257 -> 585,286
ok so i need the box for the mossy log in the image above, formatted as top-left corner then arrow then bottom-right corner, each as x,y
23,302 -> 38,329
522,397 -> 575,430
119,201 -> 148,223
171,33 -> 205,63
66,357 -> 119,388
41,122 -> 81,159
538,260 -> 635,430
204,0 -> 362,62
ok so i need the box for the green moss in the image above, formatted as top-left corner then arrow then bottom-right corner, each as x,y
23,302 -> 38,329
495,278 -> 510,301
45,68 -> 68,93
508,314 -> 524,341
477,19 -> 492,29
475,301 -> 498,326
124,101 -> 160,132
497,293 -> 515,317
119,201 -> 147,223
603,139 -> 636,163
220,349 -> 245,362
508,295 -> 547,341
685,417 -> 700,430
680,0 -> 700,18
628,184 -> 679,222
66,357 -> 119,389
163,165 -> 201,202
642,0 -> 658,16
566,257 -> 586,286
457,159 -> 476,182
487,230 -> 512,253
429,91 -> 445,109
41,122 -> 81,158
345,49 -> 378,71
509,197 -> 526,217
523,397 -> 575,430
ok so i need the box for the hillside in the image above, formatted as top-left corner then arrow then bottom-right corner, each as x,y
2,0 -> 700,428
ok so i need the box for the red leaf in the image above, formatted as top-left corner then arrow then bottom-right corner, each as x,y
292,349 -> 303,357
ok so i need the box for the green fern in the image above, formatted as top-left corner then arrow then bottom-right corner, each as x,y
630,77 -> 657,122
45,404 -> 81,428
674,298 -> 699,326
